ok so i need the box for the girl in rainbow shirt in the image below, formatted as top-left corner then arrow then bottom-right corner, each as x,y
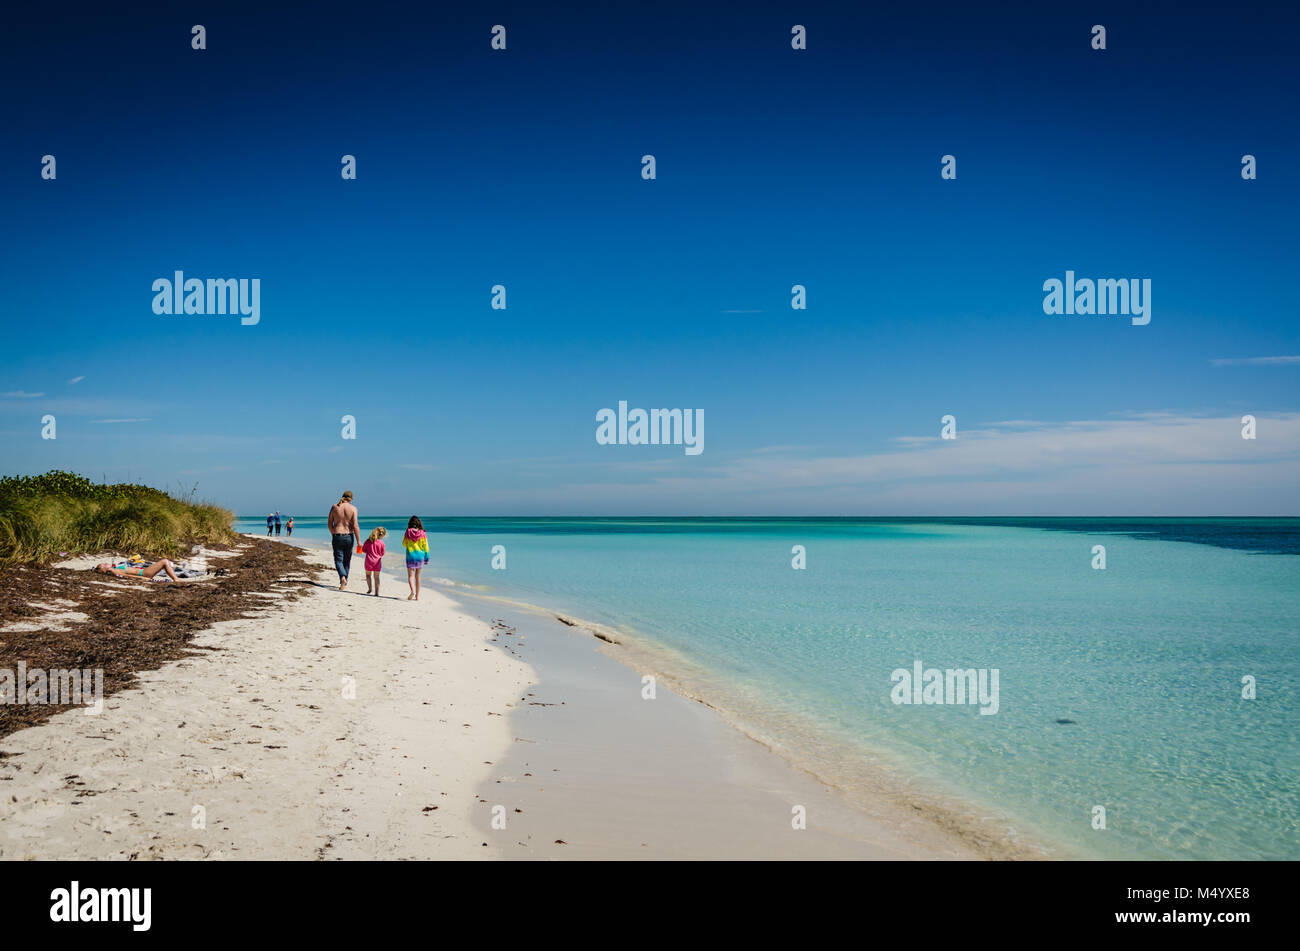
403,516 -> 429,601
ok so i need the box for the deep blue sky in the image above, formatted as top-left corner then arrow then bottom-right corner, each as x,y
2,1 -> 1297,514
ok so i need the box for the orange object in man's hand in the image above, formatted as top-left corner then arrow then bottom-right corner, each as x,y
356,545 -> 364,555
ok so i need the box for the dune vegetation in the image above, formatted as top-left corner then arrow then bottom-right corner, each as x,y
0,470 -> 236,565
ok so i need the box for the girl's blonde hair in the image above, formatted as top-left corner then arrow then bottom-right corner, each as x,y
367,526 -> 387,542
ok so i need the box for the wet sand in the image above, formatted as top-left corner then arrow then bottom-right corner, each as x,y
462,600 -> 985,858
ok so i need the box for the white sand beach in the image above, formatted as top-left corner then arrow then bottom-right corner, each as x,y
0,538 -> 987,860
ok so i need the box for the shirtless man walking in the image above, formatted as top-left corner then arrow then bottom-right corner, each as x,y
328,490 -> 362,590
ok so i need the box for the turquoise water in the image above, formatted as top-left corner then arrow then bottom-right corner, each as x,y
237,516 -> 1300,859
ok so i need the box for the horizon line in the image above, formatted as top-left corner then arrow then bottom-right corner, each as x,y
236,513 -> 1300,520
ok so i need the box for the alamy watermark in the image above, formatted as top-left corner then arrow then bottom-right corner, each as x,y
1,663 -> 104,714
50,882 -> 150,931
152,271 -> 260,325
595,401 -> 703,455
1042,270 -> 1150,325
890,660 -> 999,715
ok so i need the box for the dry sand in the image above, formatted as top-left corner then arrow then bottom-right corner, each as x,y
0,542 -> 529,860
1,538 -> 985,860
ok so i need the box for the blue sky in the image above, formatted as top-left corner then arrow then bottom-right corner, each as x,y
1,1 -> 1297,515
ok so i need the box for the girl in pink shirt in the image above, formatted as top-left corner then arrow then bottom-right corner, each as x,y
362,526 -> 387,596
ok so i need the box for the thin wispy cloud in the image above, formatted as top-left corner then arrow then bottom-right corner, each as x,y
893,435 -> 939,445
1210,356 -> 1300,366
67,375 -> 85,384
0,396 -> 152,419
2,391 -> 45,399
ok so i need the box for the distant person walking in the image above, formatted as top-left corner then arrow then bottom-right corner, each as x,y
403,516 -> 429,601
266,512 -> 274,535
286,516 -> 294,537
274,511 -> 282,536
328,491 -> 362,590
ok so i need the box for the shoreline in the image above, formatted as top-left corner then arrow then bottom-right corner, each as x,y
434,580 -> 1056,860
460,599 -> 999,858
299,536 -> 1001,857
309,535 -> 1040,858
2,534 -> 1027,859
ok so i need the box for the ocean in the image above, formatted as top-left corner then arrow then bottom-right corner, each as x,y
236,515 -> 1300,859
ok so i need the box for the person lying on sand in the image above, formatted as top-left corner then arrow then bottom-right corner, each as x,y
95,559 -> 181,582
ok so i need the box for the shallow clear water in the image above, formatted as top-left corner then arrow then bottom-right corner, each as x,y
237,516 -> 1300,859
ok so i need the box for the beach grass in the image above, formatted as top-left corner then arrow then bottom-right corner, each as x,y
0,470 -> 237,565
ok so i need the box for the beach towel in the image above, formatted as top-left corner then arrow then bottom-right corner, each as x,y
402,528 -> 429,567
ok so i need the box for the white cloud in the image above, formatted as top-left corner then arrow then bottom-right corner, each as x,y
2,391 -> 45,399
67,376 -> 86,384
1211,356 -> 1300,366
468,413 -> 1300,515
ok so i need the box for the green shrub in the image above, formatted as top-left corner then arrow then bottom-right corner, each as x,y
0,470 -> 237,564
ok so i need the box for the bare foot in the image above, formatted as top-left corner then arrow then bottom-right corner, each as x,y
407,593 -> 414,600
